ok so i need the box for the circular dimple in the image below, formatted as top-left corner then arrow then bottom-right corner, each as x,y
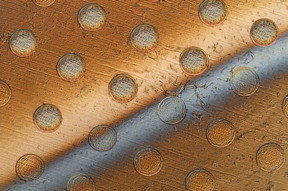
109,74 -> 138,103
10,29 -> 36,57
88,125 -> 117,152
33,104 -> 62,132
250,18 -> 278,46
78,3 -> 106,31
206,119 -> 235,147
130,24 -> 158,51
57,53 -> 85,81
185,168 -> 214,191
230,67 -> 260,97
15,154 -> 44,181
198,0 -> 227,25
67,173 -> 96,191
256,143 -> 285,172
282,95 -> 288,117
32,0 -> 55,7
133,147 -> 163,177
180,47 -> 208,75
157,96 -> 186,125
0,81 -> 11,107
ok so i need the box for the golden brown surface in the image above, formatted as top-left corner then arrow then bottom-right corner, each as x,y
0,0 -> 288,190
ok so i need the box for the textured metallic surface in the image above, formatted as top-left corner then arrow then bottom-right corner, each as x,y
1,0 -> 288,190
6,32 -> 288,191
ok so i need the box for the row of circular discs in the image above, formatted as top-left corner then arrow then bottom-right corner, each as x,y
2,60 -> 283,191
0,64 -> 262,131
12,93 -> 288,190
2,0 -> 282,190
3,0 -> 279,103
7,0 -> 279,84
14,118 -> 286,191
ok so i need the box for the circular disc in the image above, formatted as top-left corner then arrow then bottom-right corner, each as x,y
250,18 -> 278,46
206,119 -> 235,147
109,74 -> 138,103
0,80 -> 11,107
78,3 -> 106,31
198,0 -> 227,25
32,0 -> 55,7
67,173 -> 96,191
10,29 -> 36,57
88,125 -> 117,152
157,96 -> 187,125
33,104 -> 63,132
185,168 -> 215,191
230,67 -> 260,97
15,154 -> 44,181
130,24 -> 158,51
180,47 -> 208,75
133,147 -> 163,176
56,53 -> 85,81
256,143 -> 285,172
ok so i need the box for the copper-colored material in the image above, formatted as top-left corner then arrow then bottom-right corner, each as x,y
206,119 -> 235,147
108,74 -> 138,103
33,104 -> 62,132
9,29 -> 36,57
130,24 -> 158,51
15,154 -> 44,181
256,143 -> 285,172
77,3 -> 106,32
133,147 -> 163,177
0,80 -> 11,107
56,53 -> 85,82
185,168 -> 214,191
250,18 -> 278,47
1,0 -> 288,190
198,0 -> 227,26
179,47 -> 209,75
33,0 -> 55,7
